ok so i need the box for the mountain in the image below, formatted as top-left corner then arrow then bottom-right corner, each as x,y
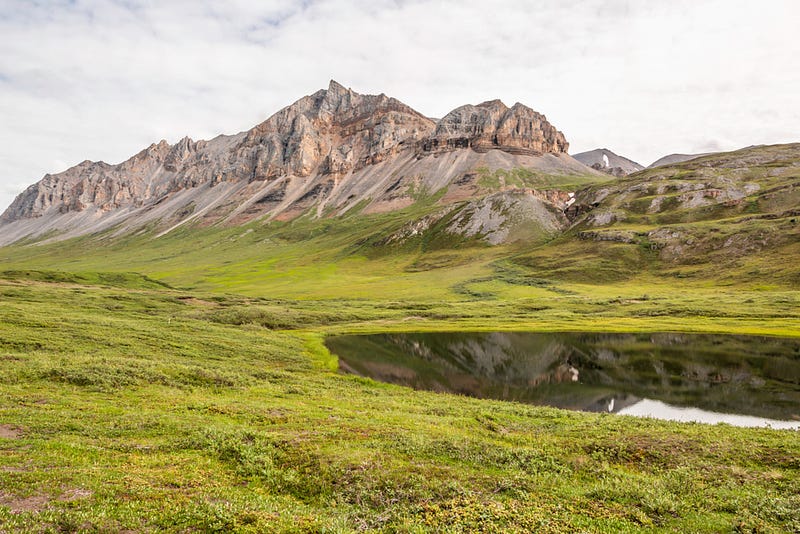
0,81 -> 596,246
5,83 -> 796,288
571,148 -> 644,176
648,152 -> 714,168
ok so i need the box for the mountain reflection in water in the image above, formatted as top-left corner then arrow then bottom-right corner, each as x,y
326,332 -> 800,428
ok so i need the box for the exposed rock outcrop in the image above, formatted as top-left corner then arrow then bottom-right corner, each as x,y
3,141 -> 173,221
381,188 -> 571,247
0,134 -> 242,224
240,80 -> 436,180
419,100 -> 568,156
445,190 -> 569,245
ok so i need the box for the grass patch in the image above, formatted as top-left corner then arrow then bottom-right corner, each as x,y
0,274 -> 797,531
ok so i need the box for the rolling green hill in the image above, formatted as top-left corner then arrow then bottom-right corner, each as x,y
523,143 -> 800,286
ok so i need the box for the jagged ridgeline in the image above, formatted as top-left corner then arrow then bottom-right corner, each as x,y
0,81 -> 599,247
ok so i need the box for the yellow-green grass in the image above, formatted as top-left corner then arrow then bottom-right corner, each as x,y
0,267 -> 799,532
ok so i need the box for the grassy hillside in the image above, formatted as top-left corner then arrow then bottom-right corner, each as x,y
1,146 -> 799,531
521,143 -> 800,286
1,273 -> 798,532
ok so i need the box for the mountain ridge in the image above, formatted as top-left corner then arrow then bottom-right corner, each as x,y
648,152 -> 714,168
0,81 -> 587,246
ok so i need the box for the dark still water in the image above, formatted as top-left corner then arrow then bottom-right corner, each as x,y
326,332 -> 800,429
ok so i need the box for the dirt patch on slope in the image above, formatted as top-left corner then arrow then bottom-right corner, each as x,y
0,492 -> 50,513
0,488 -> 92,514
0,424 -> 23,439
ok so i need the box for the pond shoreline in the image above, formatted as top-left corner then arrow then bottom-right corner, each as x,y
327,331 -> 800,428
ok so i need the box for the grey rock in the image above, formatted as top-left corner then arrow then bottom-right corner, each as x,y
419,100 -> 568,156
571,148 -> 644,176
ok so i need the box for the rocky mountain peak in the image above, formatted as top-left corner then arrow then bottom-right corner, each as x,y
420,99 -> 568,155
477,99 -> 508,111
571,148 -> 644,176
314,80 -> 424,125
318,79 -> 357,113
241,82 -> 435,180
326,78 -> 349,95
164,136 -> 199,172
126,139 -> 171,164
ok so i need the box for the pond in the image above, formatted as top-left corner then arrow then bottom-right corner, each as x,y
325,332 -> 800,429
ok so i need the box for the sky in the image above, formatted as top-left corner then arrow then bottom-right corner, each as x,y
1,0 -> 798,212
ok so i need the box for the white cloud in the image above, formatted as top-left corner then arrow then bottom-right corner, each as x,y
1,0 -> 799,210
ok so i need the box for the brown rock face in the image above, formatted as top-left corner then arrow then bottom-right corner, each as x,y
419,100 -> 568,155
1,141 -> 173,221
240,80 -> 436,180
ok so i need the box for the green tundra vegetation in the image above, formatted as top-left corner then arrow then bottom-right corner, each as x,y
1,145 -> 799,532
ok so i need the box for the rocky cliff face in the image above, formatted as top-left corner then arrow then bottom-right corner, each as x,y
0,81 -> 589,245
419,100 -> 568,156
3,144 -> 165,222
239,80 -> 436,180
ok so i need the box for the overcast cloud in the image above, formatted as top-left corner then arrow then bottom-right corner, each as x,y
1,0 -> 798,211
